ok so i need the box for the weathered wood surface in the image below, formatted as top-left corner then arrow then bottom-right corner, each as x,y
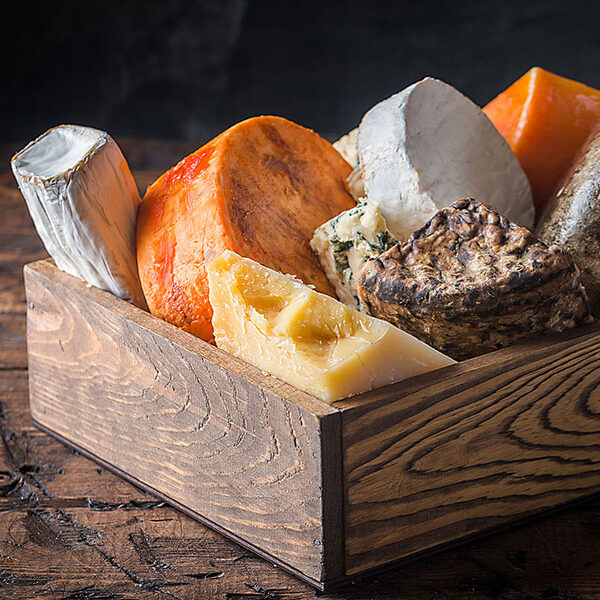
2,140 -> 600,598
339,325 -> 600,574
25,258 -> 342,583
26,258 -> 600,586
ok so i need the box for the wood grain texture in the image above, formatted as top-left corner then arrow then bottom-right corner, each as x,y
341,324 -> 600,574
24,259 -> 342,582
3,364 -> 600,600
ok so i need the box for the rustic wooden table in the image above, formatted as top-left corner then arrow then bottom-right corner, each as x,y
1,139 -> 600,600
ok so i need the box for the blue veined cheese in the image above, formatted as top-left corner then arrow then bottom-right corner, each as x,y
310,200 -> 397,311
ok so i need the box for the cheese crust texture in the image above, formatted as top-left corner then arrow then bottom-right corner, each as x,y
136,116 -> 355,342
207,251 -> 454,403
12,125 -> 146,307
310,200 -> 397,310
357,77 -> 535,240
359,199 -> 591,359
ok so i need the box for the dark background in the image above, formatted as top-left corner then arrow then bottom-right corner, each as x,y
2,0 -> 600,147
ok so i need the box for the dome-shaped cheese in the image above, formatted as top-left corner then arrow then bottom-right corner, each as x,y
358,77 -> 535,240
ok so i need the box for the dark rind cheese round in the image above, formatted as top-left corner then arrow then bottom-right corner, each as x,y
536,126 -> 600,316
359,199 -> 591,359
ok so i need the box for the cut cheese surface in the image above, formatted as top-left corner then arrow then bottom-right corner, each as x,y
207,251 -> 455,403
12,125 -> 146,307
333,129 -> 365,199
333,128 -> 359,167
357,77 -> 535,240
311,200 -> 397,311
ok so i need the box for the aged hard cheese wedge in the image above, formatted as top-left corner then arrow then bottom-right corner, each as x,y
358,77 -> 535,240
207,251 -> 454,403
333,129 -> 364,200
333,128 -> 359,168
311,200 -> 397,310
12,125 -> 146,307
537,125 -> 600,315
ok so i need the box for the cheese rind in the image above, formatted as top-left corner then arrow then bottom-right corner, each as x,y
310,200 -> 397,310
207,251 -> 454,403
357,77 -> 535,240
12,125 -> 146,307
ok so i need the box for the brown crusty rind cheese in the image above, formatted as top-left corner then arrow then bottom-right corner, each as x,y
359,199 -> 591,359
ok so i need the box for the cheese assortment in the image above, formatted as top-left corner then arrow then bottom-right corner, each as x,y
12,125 -> 146,307
207,251 -> 455,403
14,67 -> 600,402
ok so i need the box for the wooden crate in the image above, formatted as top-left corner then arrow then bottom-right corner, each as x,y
24,259 -> 600,591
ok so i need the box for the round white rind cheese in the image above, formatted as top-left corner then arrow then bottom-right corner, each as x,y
357,77 -> 535,240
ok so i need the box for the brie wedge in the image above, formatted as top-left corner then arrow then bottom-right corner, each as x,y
12,125 -> 146,307
357,77 -> 535,240
208,251 -> 455,403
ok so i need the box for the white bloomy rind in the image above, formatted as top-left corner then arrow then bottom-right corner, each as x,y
358,77 -> 535,240
12,125 -> 146,307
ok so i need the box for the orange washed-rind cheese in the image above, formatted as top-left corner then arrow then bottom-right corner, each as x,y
484,67 -> 600,214
136,116 -> 355,342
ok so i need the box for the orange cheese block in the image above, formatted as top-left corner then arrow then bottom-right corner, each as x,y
483,67 -> 600,215
136,116 -> 355,342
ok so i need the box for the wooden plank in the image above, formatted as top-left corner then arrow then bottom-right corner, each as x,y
0,312 -> 27,368
33,419 -> 335,591
24,259 -> 342,582
342,324 -> 600,574
2,367 -> 600,599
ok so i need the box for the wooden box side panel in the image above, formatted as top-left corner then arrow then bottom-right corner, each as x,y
342,326 -> 600,575
25,260 -> 342,581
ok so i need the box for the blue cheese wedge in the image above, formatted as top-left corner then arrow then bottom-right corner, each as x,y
310,200 -> 397,310
12,125 -> 146,307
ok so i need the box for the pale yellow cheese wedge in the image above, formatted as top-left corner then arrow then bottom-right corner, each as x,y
207,251 -> 455,403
